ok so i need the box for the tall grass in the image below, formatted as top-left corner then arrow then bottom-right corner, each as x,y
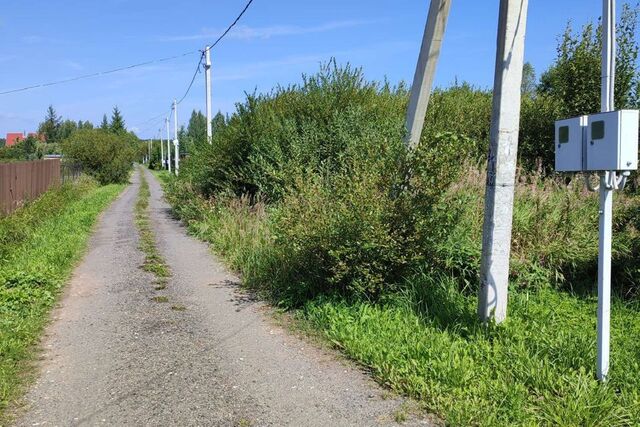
0,178 -> 124,419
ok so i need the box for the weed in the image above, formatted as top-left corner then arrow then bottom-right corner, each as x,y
171,305 -> 186,311
152,296 -> 169,303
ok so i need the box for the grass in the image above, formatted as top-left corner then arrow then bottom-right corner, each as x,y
135,168 -> 170,280
0,177 -> 124,420
157,177 -> 640,426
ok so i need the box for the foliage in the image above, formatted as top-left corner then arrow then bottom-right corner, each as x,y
539,4 -> 640,117
0,178 -> 123,420
304,279 -> 640,426
109,106 -> 126,134
61,129 -> 136,184
37,105 -> 62,144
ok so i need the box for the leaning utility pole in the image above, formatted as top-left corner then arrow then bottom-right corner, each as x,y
478,0 -> 529,323
166,117 -> 172,173
204,45 -> 213,144
404,0 -> 451,149
173,99 -> 179,175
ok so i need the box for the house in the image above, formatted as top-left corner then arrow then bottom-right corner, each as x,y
5,132 -> 44,147
6,132 -> 24,147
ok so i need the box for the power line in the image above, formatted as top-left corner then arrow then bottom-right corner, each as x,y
176,52 -> 205,105
208,0 -> 255,49
0,50 -> 199,96
0,0 -> 257,97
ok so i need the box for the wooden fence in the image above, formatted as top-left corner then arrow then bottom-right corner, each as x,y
0,159 -> 61,214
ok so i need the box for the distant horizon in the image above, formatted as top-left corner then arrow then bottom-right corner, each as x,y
1,0 -> 637,138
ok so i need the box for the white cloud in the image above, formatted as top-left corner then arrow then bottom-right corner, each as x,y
158,20 -> 377,42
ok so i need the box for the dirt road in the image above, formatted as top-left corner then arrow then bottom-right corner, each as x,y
16,169 -> 428,426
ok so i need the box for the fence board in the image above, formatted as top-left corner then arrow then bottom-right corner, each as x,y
0,159 -> 62,214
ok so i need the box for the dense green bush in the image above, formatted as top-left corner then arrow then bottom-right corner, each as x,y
62,129 -> 136,184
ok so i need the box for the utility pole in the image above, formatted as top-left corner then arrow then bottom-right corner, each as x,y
160,129 -> 165,169
597,0 -> 616,381
204,45 -> 213,144
173,99 -> 179,175
166,117 -> 172,173
478,0 -> 529,323
404,0 -> 451,149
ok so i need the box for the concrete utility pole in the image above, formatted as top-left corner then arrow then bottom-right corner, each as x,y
597,0 -> 616,381
204,46 -> 213,144
173,99 -> 179,175
404,0 -> 452,149
166,117 -> 172,173
160,129 -> 165,169
478,0 -> 529,323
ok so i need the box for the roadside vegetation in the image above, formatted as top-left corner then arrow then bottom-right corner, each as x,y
160,7 -> 640,426
135,168 -> 171,287
0,178 -> 124,419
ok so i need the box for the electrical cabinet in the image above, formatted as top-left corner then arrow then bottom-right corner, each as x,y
554,110 -> 639,172
586,110 -> 639,171
555,116 -> 586,172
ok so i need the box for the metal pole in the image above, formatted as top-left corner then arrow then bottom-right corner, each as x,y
166,117 -> 172,173
404,0 -> 452,150
597,0 -> 615,381
478,0 -> 529,323
204,46 -> 213,144
173,99 -> 179,175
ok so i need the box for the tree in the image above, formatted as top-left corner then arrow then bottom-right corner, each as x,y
38,105 -> 61,143
521,62 -> 537,96
110,106 -> 126,134
187,110 -> 207,144
538,3 -> 640,116
58,120 -> 78,141
212,111 -> 226,134
100,114 -> 109,130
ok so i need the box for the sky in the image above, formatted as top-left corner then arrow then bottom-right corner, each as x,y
0,0 -> 634,139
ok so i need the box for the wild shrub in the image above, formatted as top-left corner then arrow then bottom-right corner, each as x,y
62,129 -> 135,184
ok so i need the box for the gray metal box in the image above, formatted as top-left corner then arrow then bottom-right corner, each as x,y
555,116 -> 586,172
586,110 -> 639,171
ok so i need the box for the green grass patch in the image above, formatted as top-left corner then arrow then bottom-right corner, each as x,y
0,177 -> 124,420
135,168 -> 170,279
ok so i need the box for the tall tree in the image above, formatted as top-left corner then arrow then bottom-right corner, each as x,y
58,120 -> 78,141
100,114 -> 109,130
211,111 -> 226,135
521,62 -> 537,96
187,110 -> 207,144
110,106 -> 126,134
37,105 -> 62,143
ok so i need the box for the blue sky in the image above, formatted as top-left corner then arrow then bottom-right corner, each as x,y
0,0 -> 633,138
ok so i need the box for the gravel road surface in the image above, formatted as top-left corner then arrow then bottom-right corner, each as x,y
15,169 -> 431,426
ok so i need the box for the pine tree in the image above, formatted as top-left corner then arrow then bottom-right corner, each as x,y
110,106 -> 126,134
37,105 -> 62,143
186,110 -> 207,144
100,114 -> 109,131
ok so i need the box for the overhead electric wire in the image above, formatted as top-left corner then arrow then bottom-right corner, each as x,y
0,50 -> 200,96
208,0 -> 255,49
176,52 -> 205,105
135,0 -> 257,131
